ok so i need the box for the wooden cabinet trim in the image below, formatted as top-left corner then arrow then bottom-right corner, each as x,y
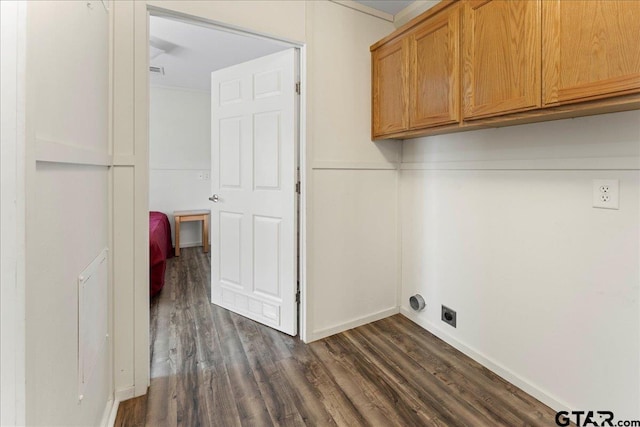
408,3 -> 461,129
376,93 -> 640,140
371,0 -> 640,141
542,0 -> 640,107
372,37 -> 409,138
555,75 -> 640,106
370,0 -> 459,51
462,0 -> 541,120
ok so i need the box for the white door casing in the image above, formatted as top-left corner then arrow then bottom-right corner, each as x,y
211,49 -> 298,336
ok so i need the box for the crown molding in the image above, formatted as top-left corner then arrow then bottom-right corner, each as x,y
329,0 -> 394,22
394,0 -> 439,27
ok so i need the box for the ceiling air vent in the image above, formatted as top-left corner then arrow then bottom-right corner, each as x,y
149,66 -> 165,75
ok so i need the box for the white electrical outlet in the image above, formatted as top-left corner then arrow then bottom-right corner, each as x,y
203,171 -> 210,180
593,179 -> 619,209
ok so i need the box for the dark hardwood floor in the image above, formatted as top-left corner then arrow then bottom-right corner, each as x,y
115,247 -> 558,426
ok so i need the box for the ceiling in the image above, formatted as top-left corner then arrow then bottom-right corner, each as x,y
149,1 -> 416,92
149,16 -> 290,92
354,0 -> 414,15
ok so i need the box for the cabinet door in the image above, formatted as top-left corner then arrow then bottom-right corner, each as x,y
543,0 -> 640,106
462,0 -> 541,119
372,38 -> 409,138
409,4 -> 460,129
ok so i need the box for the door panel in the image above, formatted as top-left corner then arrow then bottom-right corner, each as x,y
211,49 -> 297,336
371,38 -> 409,137
254,112 -> 281,190
219,212 -> 242,287
219,118 -> 242,188
543,0 -> 640,105
409,3 -> 460,128
463,0 -> 541,119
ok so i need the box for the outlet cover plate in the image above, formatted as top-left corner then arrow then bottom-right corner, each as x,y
593,179 -> 619,210
441,305 -> 457,328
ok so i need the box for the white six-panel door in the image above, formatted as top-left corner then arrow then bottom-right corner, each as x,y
210,49 -> 297,335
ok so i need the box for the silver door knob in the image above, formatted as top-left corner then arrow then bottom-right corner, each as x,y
209,194 -> 219,203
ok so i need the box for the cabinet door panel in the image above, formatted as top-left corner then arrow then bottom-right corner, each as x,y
410,5 -> 460,129
543,0 -> 640,106
463,0 -> 541,119
372,38 -> 408,137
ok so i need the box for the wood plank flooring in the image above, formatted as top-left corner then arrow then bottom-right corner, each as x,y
115,247 -> 558,426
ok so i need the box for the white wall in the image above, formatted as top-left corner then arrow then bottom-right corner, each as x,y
400,110 -> 640,418
305,0 -> 400,340
1,2 -> 26,425
24,1 -> 113,425
149,86 -> 211,247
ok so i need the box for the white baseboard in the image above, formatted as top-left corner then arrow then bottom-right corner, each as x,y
307,306 -> 399,342
100,398 -> 119,427
176,241 -> 204,249
114,386 -> 135,402
400,307 -> 572,414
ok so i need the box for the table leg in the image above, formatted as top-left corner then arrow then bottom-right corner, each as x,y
203,214 -> 209,253
175,217 -> 181,257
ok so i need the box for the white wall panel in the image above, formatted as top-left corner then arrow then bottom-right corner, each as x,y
28,164 -> 110,426
400,111 -> 640,418
308,1 -> 399,166
149,86 -> 210,170
310,169 -> 398,339
0,2 -> 26,424
24,1 -> 113,425
29,1 -> 109,154
149,86 -> 211,248
113,167 -> 135,391
305,1 -> 399,340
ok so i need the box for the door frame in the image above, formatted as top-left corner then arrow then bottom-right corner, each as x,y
134,4 -> 308,390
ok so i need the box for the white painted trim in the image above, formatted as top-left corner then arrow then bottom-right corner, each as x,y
0,1 -> 26,425
107,4 -> 116,422
312,161 -> 400,170
114,386 -> 136,402
149,167 -> 209,171
400,308 -> 573,414
112,155 -> 135,167
299,44 -> 309,343
100,398 -> 117,427
134,1 -> 151,396
400,156 -> 640,171
395,156 -> 403,311
176,241 -> 206,249
329,0 -> 394,22
35,138 -> 112,166
147,5 -> 304,49
308,306 -> 399,342
106,398 -> 120,427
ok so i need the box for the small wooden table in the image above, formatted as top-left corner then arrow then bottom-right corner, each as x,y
173,209 -> 210,257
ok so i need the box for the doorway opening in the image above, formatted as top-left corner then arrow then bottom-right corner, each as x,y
147,10 -> 303,360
